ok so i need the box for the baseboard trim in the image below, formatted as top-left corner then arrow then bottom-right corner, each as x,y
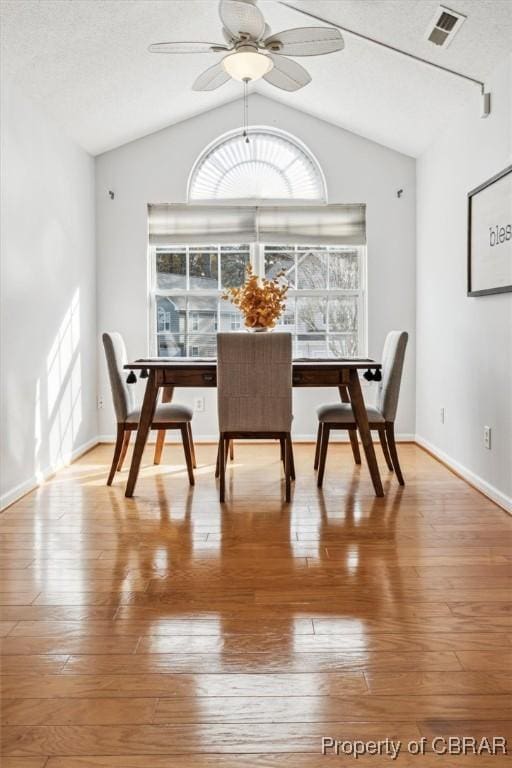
415,435 -> 512,515
0,437 -> 99,512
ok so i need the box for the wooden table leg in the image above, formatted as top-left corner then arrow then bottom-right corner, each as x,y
125,371 -> 159,498
347,369 -> 384,497
339,385 -> 361,465
154,386 -> 174,465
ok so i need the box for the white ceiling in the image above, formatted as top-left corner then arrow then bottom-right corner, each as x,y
1,0 -> 511,157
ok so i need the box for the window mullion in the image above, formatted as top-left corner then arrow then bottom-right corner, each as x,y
250,242 -> 262,276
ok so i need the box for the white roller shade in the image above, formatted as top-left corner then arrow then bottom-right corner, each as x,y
148,204 -> 366,246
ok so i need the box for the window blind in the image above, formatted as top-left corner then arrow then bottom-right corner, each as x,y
148,204 -> 366,246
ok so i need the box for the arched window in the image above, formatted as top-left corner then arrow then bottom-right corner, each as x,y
188,127 -> 327,203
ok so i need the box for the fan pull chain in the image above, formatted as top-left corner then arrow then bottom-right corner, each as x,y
243,78 -> 250,143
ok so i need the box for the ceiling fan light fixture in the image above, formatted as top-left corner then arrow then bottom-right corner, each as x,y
222,49 -> 273,81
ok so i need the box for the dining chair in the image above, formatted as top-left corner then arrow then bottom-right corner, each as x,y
314,331 -> 408,487
216,331 -> 295,503
102,332 -> 196,486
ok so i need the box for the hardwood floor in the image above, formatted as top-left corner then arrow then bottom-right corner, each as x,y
1,442 -> 511,767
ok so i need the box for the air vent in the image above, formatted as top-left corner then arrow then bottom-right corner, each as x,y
426,5 -> 466,47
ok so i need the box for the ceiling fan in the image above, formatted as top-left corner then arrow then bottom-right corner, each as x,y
148,0 -> 344,92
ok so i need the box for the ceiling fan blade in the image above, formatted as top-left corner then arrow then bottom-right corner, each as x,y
192,61 -> 231,91
263,55 -> 311,91
219,0 -> 266,40
149,41 -> 229,54
264,26 -> 344,56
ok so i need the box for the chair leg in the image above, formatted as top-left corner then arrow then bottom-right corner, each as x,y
314,423 -> 323,470
385,422 -> 404,485
107,425 -> 125,486
224,438 -> 229,470
180,424 -> 195,486
289,438 -> 296,481
229,439 -> 234,461
348,429 -> 361,465
215,440 -> 230,477
284,433 -> 292,503
317,424 -> 330,488
153,430 -> 165,465
117,431 -> 131,472
215,443 -> 220,478
187,423 -> 197,468
378,427 -> 394,471
219,435 -> 226,503
279,436 -> 295,481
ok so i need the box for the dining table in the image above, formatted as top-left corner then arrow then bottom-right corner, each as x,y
123,358 -> 384,498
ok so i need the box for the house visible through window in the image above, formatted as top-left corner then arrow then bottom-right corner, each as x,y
150,243 -> 365,358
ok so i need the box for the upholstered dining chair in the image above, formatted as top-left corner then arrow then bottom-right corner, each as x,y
102,332 -> 196,486
216,332 -> 295,503
314,331 -> 408,487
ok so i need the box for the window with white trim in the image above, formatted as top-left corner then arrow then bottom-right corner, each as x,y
188,128 -> 326,203
150,243 -> 366,358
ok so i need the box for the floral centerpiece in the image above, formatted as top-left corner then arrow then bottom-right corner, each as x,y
223,264 -> 288,330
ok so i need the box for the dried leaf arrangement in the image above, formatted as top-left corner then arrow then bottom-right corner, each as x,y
223,264 -> 289,329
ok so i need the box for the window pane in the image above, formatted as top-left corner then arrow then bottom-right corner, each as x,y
156,296 -> 185,356
220,245 -> 250,288
296,334 -> 327,358
297,249 -> 327,289
187,333 -> 217,357
328,297 -> 358,332
297,296 -> 326,333
156,248 -> 186,289
328,334 -> 359,358
329,250 -> 359,289
157,333 -> 184,357
189,248 -> 218,289
156,295 -> 185,334
276,297 -> 295,332
264,245 -> 296,288
220,301 -> 243,331
188,296 -> 218,334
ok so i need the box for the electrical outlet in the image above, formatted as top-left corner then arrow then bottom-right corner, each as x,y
440,407 -> 445,424
484,426 -> 491,449
194,397 -> 204,412
97,397 -> 104,410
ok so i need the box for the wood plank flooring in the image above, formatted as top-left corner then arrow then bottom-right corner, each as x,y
1,442 -> 511,767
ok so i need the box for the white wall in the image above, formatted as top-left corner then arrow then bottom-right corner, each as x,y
96,94 -> 416,441
416,54 -> 512,511
0,77 -> 97,508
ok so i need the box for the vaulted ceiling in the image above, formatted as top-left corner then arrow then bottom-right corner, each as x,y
1,0 -> 511,157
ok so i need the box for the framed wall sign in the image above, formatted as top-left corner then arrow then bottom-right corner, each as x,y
467,165 -> 512,297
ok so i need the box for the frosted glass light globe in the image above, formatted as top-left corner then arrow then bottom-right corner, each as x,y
222,50 -> 273,82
